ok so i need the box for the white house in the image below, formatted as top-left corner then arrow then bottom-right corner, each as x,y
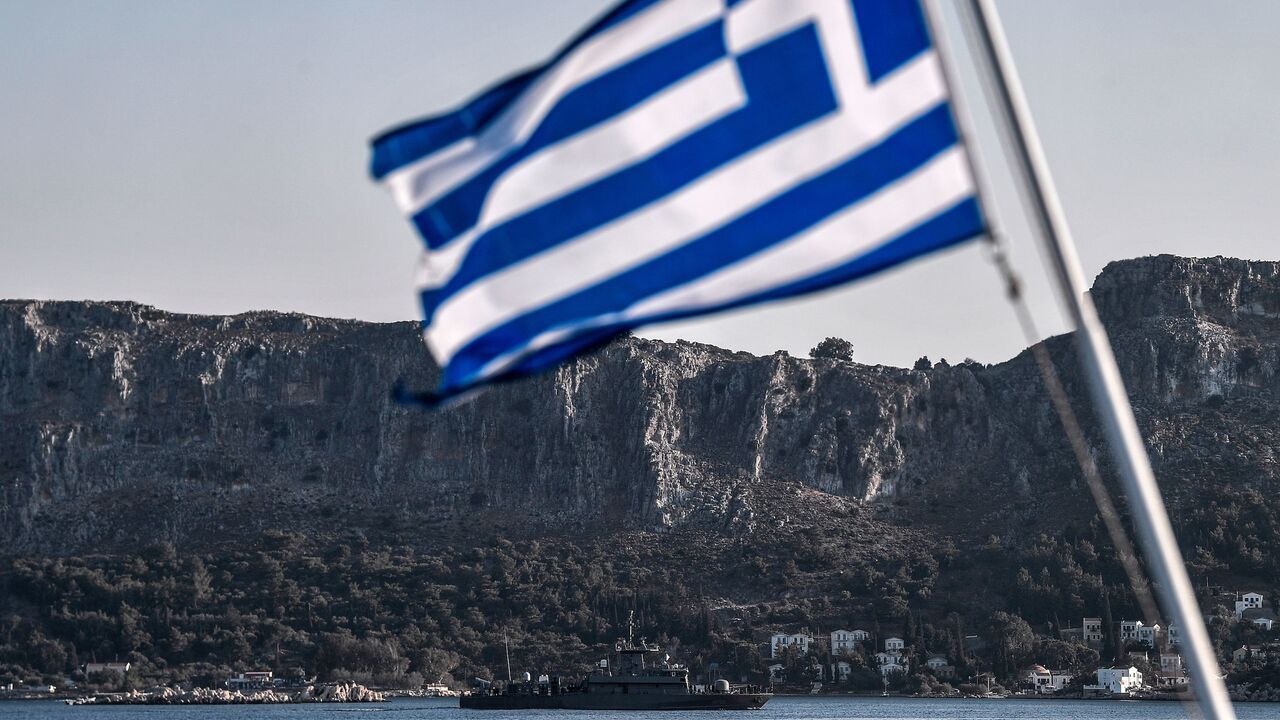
84,662 -> 131,676
1153,672 -> 1188,689
1025,665 -> 1073,695
1232,645 -> 1265,664
1235,592 -> 1265,619
1083,617 -> 1104,644
227,671 -> 275,691
834,661 -> 852,682
1243,608 -> 1278,631
830,630 -> 867,655
1092,666 -> 1144,694
924,654 -> 956,679
771,632 -> 813,658
1155,656 -> 1187,690
874,652 -> 907,675
874,637 -> 909,676
1135,624 -> 1161,648
1119,620 -> 1143,644
1167,622 -> 1182,647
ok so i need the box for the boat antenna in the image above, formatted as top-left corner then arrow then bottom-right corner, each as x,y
627,610 -> 635,646
504,630 -> 512,683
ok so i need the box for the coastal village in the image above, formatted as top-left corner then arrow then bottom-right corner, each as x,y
758,590 -> 1280,698
4,588 -> 1280,703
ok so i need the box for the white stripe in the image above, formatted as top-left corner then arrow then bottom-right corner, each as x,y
382,0 -> 725,216
413,58 -> 747,291
625,150 -> 974,317
477,59 -> 747,240
385,136 -> 476,214
473,149 -> 975,382
425,50 -> 946,362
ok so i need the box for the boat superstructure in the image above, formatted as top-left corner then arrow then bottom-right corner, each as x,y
460,613 -> 770,710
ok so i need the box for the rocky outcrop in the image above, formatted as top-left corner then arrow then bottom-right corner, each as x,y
1092,255 -> 1280,401
1,255 -> 1278,553
67,682 -> 385,704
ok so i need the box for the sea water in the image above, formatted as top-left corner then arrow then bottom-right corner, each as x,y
1,696 -> 1277,720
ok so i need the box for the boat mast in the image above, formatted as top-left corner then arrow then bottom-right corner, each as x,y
504,631 -> 512,684
948,2 -> 1235,717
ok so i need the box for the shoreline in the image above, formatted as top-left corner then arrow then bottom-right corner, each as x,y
60,682 -> 385,706
6,693 -> 1278,705
768,691 -> 1252,703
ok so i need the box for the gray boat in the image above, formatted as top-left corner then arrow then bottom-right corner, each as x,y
460,616 -> 770,711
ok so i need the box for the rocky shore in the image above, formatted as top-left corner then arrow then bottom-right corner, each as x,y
1230,684 -> 1280,703
67,682 -> 385,705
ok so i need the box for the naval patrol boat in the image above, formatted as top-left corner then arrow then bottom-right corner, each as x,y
460,615 -> 770,710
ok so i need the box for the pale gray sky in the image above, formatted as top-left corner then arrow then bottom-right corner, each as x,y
3,1 -> 1277,368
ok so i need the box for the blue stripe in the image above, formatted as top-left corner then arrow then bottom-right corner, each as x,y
528,197 -> 985,373
438,197 -> 984,394
412,19 -> 727,247
850,0 -> 931,83
370,70 -> 537,181
434,102 -> 960,389
749,198 -> 983,304
419,22 -> 838,322
370,0 -> 670,180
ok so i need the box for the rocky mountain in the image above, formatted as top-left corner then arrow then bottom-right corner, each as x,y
1,254 -> 1278,557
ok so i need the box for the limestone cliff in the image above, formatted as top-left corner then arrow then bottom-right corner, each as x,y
1,255 -> 1277,554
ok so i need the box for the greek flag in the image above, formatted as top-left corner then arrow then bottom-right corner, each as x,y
371,0 -> 985,402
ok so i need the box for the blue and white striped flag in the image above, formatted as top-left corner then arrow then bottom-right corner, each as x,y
371,0 -> 986,402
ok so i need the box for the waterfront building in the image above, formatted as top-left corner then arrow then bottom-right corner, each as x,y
227,671 -> 276,690
1025,665 -> 1073,694
1090,666 -> 1143,694
1154,655 -> 1188,690
84,662 -> 131,676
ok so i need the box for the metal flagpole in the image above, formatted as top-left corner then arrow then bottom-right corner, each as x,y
953,1 -> 1235,718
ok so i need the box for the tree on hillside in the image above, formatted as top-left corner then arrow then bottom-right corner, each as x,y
1032,638 -> 1098,673
810,337 -> 854,362
987,612 -> 1034,680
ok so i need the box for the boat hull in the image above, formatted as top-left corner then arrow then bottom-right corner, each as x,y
460,692 -> 770,710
